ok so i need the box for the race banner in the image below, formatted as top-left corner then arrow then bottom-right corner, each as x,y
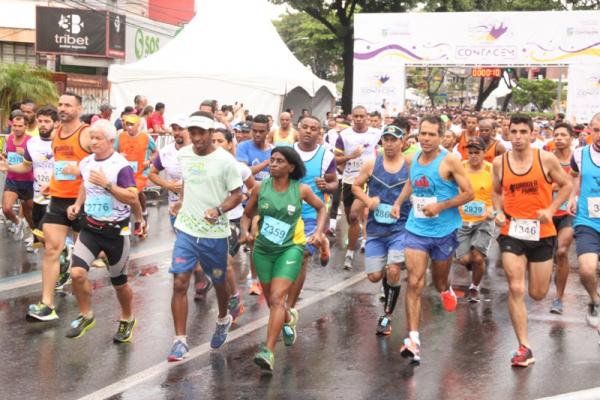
353,62 -> 405,114
567,64 -> 600,124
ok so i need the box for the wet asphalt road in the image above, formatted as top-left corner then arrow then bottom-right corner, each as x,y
1,204 -> 600,400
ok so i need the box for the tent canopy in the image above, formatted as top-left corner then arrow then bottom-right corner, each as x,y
108,0 -> 336,120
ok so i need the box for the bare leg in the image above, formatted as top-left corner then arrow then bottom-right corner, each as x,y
265,278 -> 294,352
502,252 -> 529,347
70,267 -> 92,316
579,253 -> 600,303
404,249 -> 429,332
554,227 -> 574,300
171,272 -> 192,336
41,224 -> 69,307
115,283 -> 133,320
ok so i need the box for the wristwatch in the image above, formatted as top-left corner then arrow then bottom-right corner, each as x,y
105,182 -> 113,192
216,206 -> 224,216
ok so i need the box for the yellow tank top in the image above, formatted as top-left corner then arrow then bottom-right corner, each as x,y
273,128 -> 296,146
460,161 -> 493,223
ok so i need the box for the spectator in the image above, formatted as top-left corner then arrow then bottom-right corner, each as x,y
149,102 -> 167,135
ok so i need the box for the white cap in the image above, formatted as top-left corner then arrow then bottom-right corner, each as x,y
169,114 -> 189,128
187,115 -> 215,130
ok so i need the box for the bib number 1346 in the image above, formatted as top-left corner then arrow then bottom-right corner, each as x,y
508,219 -> 540,241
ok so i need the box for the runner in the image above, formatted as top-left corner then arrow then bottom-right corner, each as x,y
240,147 -> 326,371
167,112 -> 243,361
549,122 -> 575,315
569,112 -> 600,330
391,114 -> 474,364
353,124 -> 410,335
20,100 -> 39,137
478,118 -> 506,162
114,114 -> 157,236
268,112 -> 297,146
334,105 -> 381,270
456,137 -> 494,303
493,114 -> 571,367
64,120 -> 139,341
1,113 -> 34,240
212,127 -> 256,322
236,114 -> 273,295
26,93 -> 91,321
455,113 -> 479,159
285,116 -> 336,335
497,116 -> 513,152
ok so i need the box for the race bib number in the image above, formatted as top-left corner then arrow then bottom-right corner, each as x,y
374,203 -> 398,224
508,219 -> 540,241
412,196 -> 437,219
553,192 -> 568,212
34,168 -> 52,185
54,161 -> 77,181
260,215 -> 291,245
462,201 -> 486,217
7,152 -> 23,165
85,195 -> 113,218
129,161 -> 138,173
588,197 -> 600,218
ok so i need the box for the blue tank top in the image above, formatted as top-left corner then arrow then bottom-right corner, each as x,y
299,145 -> 326,220
574,145 -> 600,232
405,149 -> 462,238
366,155 -> 410,236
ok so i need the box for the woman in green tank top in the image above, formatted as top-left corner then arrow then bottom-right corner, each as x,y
241,147 -> 327,371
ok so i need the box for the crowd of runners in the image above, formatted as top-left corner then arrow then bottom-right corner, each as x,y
2,94 -> 600,371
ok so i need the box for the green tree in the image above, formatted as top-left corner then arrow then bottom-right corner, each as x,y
273,12 -> 342,81
270,0 -> 418,114
0,64 -> 58,128
512,79 -> 558,111
408,67 -> 448,107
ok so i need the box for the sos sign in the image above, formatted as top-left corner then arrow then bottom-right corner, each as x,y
134,28 -> 160,60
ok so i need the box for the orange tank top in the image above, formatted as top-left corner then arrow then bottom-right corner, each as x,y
117,131 -> 150,189
457,131 -> 479,160
500,149 -> 556,238
483,140 -> 498,163
50,124 -> 90,198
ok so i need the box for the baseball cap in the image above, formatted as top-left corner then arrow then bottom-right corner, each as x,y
187,115 -> 215,130
466,137 -> 486,151
122,114 -> 141,124
240,122 -> 251,132
169,114 -> 188,129
100,102 -> 115,111
382,125 -> 405,138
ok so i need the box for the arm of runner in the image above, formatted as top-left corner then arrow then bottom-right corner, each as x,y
492,155 -> 506,227
496,141 -> 506,155
316,155 -> 338,194
147,157 -> 179,193
80,126 -> 92,153
538,151 -> 572,223
240,182 -> 261,243
568,151 -> 581,215
171,181 -> 184,216
0,154 -> 33,174
352,159 -> 378,210
422,155 -> 474,217
67,184 -> 87,220
391,155 -> 413,218
300,183 -> 327,246
249,159 -> 270,176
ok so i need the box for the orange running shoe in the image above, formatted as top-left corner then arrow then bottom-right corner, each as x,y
440,286 -> 457,312
511,345 -> 535,367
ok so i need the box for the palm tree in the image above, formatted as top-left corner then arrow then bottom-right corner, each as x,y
0,63 -> 58,130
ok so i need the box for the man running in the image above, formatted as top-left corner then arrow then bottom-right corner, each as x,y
64,120 -> 139,341
456,137 -> 494,303
478,118 -> 506,162
455,113 -> 479,159
335,105 -> 381,270
353,124 -> 410,335
493,114 -> 571,367
268,112 -> 297,147
285,115 -> 337,341
167,112 -> 242,361
1,113 -> 34,240
391,115 -> 474,364
26,93 -> 91,321
549,122 -> 575,315
114,114 -> 157,236
569,112 -> 600,330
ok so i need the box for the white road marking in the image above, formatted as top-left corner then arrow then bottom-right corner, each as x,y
78,273 -> 365,400
0,244 -> 174,293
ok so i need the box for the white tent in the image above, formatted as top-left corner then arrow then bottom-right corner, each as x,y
108,0 -> 336,121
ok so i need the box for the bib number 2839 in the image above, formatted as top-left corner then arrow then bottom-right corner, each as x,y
508,219 -> 540,241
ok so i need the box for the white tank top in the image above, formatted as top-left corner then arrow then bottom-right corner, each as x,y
26,136 -> 54,204
158,142 -> 183,204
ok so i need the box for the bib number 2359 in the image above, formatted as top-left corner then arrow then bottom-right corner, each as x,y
508,219 -> 540,241
260,216 -> 291,245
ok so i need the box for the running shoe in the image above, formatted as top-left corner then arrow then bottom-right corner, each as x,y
319,237 -> 330,267
167,340 -> 189,362
26,302 -> 58,322
13,218 -> 24,240
400,337 -> 421,363
467,287 -> 480,304
282,308 -> 299,346
550,298 -> 564,315
360,240 -> 366,253
210,314 -> 233,349
441,286 -> 458,312
113,318 -> 137,343
229,293 -> 245,323
511,345 -> 535,367
586,302 -> 600,328
194,276 -> 213,301
249,279 -> 262,296
376,315 -> 392,336
325,227 -> 336,238
133,221 -> 148,238
254,344 -> 274,371
55,271 -> 71,291
343,254 -> 353,271
66,314 -> 96,339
